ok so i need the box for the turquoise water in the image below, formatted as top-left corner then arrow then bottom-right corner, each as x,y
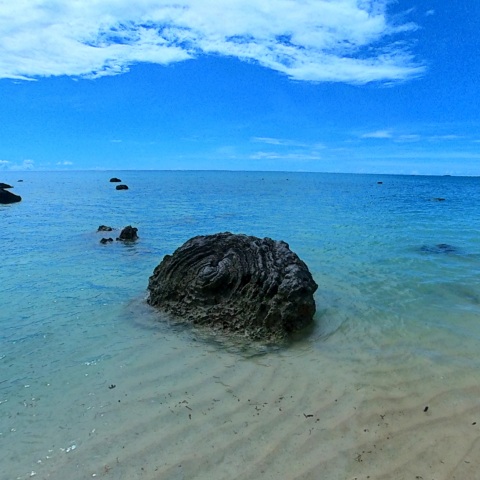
2,171 -> 480,479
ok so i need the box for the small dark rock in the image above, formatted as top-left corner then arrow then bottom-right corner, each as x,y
110,177 -> 122,182
431,197 -> 445,202
98,225 -> 113,232
0,183 -> 13,189
17,179 -> 23,182
100,238 -> 114,244
0,189 -> 22,204
420,243 -> 458,254
116,184 -> 129,190
116,225 -> 138,241
377,181 -> 383,185
147,232 -> 318,342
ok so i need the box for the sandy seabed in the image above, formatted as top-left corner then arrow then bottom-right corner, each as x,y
2,316 -> 480,480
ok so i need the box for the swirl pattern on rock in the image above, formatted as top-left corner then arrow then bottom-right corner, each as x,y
147,232 -> 318,341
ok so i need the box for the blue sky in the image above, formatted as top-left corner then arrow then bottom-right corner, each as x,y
0,1 -> 479,175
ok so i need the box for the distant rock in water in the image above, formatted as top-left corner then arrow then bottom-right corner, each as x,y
110,177 -> 122,182
147,232 -> 318,342
0,183 -> 13,189
97,225 -> 114,232
0,189 -> 22,204
100,237 -> 114,244
117,225 -> 138,241
116,184 -> 129,190
431,197 -> 446,202
420,243 -> 458,254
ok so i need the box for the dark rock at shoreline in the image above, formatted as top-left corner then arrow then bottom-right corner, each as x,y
0,189 -> 22,204
116,225 -> 138,241
98,225 -> 114,232
116,184 -> 129,190
0,183 -> 13,189
147,232 -> 318,342
110,177 -> 122,182
100,237 -> 114,244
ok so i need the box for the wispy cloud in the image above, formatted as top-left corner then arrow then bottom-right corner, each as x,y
360,130 -> 465,143
252,137 -> 309,147
361,130 -> 393,139
0,159 -> 35,170
0,1 -> 424,83
250,136 -> 326,162
396,134 -> 421,142
250,151 -> 323,161
428,134 -> 462,141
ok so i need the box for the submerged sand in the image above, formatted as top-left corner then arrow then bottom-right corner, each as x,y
2,312 -> 480,480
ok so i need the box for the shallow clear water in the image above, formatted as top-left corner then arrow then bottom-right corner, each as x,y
2,171 -> 480,479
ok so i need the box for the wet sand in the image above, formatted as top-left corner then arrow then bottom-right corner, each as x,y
3,320 -> 480,480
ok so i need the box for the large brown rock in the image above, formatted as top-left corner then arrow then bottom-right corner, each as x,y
147,232 -> 318,342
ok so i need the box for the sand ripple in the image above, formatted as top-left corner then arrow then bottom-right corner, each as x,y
2,327 -> 480,480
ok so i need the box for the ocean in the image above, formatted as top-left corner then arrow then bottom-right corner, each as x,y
1,170 -> 480,480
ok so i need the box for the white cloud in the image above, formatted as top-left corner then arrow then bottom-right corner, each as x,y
250,137 -> 326,162
361,130 -> 393,138
56,161 -> 74,165
252,137 -> 309,147
358,127 -> 467,143
428,134 -> 461,141
0,159 -> 35,170
0,0 -> 424,83
250,151 -> 322,161
396,134 -> 421,142
361,130 -> 465,143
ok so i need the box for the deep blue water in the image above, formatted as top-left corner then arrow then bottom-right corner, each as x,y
1,170 -> 480,478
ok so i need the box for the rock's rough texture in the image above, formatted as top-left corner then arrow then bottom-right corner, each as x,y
98,225 -> 113,232
0,189 -> 22,204
117,225 -> 138,241
147,232 -> 318,342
